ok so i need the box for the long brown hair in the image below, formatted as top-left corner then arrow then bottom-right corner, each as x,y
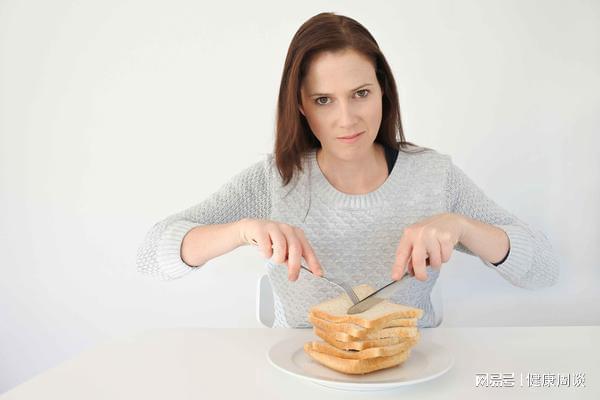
275,12 -> 424,186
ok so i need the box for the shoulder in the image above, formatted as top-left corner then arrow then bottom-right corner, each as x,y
235,151 -> 314,188
222,153 -> 276,190
398,143 -> 453,171
237,153 -> 276,175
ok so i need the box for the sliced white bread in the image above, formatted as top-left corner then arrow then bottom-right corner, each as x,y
305,338 -> 416,360
304,343 -> 411,374
327,326 -> 418,341
314,327 -> 420,351
309,313 -> 418,339
308,284 -> 423,328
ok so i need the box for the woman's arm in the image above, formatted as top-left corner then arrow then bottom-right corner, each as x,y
180,221 -> 246,267
136,155 -> 273,280
456,214 -> 510,265
445,157 -> 559,289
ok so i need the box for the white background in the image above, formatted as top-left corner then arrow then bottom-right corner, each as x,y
1,0 -> 598,394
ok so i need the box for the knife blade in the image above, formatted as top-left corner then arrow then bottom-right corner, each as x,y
346,270 -> 413,314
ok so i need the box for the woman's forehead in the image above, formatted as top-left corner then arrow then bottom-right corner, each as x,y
302,50 -> 376,94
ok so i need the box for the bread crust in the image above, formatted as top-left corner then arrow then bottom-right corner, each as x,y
309,313 -> 418,339
308,284 -> 423,328
303,284 -> 423,374
304,344 -> 411,374
305,338 -> 417,360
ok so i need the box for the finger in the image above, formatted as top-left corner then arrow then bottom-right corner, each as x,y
268,227 -> 287,265
280,227 -> 302,281
407,257 -> 415,276
295,229 -> 323,276
426,238 -> 443,269
439,238 -> 454,263
391,234 -> 412,280
253,232 -> 272,259
411,245 -> 429,281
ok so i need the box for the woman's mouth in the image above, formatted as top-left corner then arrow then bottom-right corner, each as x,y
337,131 -> 365,144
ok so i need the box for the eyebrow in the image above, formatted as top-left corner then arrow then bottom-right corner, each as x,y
308,83 -> 374,97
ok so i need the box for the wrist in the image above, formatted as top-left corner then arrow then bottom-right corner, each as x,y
181,226 -> 203,267
236,218 -> 251,247
452,213 -> 471,244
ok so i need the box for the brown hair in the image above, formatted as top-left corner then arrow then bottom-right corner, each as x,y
274,12 -> 425,186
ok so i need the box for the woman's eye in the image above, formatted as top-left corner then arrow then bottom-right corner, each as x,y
314,89 -> 370,106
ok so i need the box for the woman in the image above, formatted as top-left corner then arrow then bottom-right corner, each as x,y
136,12 -> 558,328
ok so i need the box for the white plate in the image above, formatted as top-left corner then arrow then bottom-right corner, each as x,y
267,332 -> 454,391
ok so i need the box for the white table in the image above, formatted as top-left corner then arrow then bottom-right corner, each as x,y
1,326 -> 597,399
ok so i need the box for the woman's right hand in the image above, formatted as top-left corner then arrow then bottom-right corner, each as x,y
237,218 -> 323,281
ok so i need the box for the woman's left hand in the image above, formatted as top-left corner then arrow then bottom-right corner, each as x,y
391,213 -> 466,282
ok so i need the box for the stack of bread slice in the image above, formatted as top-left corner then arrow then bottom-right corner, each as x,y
304,284 -> 423,375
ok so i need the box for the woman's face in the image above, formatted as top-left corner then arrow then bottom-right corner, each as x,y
299,48 -> 384,161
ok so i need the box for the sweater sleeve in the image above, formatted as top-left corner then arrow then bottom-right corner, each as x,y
444,157 -> 559,289
136,154 -> 274,281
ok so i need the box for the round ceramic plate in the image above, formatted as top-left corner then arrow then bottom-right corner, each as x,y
267,334 -> 454,391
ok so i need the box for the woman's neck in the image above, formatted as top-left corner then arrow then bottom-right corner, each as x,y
316,143 -> 388,195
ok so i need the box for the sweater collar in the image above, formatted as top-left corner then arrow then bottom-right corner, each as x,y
306,147 -> 413,209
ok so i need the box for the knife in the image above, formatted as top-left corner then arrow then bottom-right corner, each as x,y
346,269 -> 414,314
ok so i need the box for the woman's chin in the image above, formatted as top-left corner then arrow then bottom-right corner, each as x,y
321,141 -> 375,161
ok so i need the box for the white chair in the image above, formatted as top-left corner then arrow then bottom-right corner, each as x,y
256,274 -> 276,328
256,275 -> 443,328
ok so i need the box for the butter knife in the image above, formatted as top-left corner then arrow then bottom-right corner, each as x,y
346,269 -> 414,314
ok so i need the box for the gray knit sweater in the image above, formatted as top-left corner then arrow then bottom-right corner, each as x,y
136,146 -> 559,328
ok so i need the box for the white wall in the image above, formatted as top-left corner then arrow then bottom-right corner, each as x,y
1,0 -> 598,394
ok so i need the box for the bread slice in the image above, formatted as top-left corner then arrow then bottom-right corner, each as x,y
309,313 -> 418,339
326,326 -> 418,342
304,343 -> 411,374
308,284 -> 423,328
314,327 -> 419,350
305,339 -> 416,360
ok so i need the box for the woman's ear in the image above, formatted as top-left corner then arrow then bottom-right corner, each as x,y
298,88 -> 306,116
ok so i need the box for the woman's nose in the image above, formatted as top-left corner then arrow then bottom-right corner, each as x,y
337,101 -> 360,126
